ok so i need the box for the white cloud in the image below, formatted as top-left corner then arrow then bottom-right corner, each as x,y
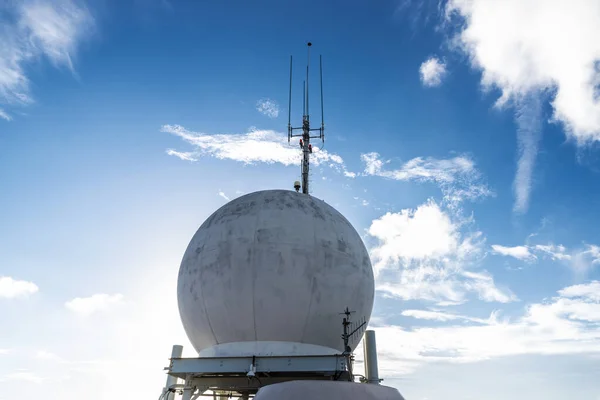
2,371 -> 45,384
401,309 -> 492,324
513,95 -> 543,213
65,293 -> 124,316
491,244 -> 536,261
402,309 -> 464,322
0,108 -> 11,121
534,244 -> 571,261
461,270 -> 516,303
0,276 -> 39,299
369,200 -> 459,265
35,350 -> 67,363
368,200 -> 515,305
165,149 -> 197,161
162,124 -> 356,177
419,56 -> 447,87
218,191 -> 230,201
570,244 -> 600,276
559,281 -> 600,302
445,0 -> 600,144
491,242 -> 600,275
0,0 -> 93,114
361,152 -> 491,205
19,0 -> 94,71
256,98 -> 279,118
373,281 -> 600,376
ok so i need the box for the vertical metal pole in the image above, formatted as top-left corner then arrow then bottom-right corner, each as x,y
288,55 -> 293,142
306,43 -> 310,117
181,387 -> 193,400
164,345 -> 184,400
301,42 -> 312,195
181,375 -> 193,400
320,54 -> 324,136
302,81 -> 306,116
363,330 -> 380,384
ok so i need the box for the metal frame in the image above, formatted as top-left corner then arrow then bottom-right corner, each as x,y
163,352 -> 350,399
160,309 -> 382,399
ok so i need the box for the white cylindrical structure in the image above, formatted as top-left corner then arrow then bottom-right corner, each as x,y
363,330 -> 380,384
163,345 -> 183,400
177,190 -> 375,357
254,381 -> 405,400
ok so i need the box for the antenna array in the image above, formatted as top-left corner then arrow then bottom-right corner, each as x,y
340,307 -> 367,382
288,42 -> 325,195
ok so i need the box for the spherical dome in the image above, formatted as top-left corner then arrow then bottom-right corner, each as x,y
177,190 -> 374,356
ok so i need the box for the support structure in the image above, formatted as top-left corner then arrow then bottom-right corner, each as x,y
362,330 -> 381,384
162,345 -> 184,400
160,337 -> 384,399
163,352 -> 350,398
159,310 -> 385,399
288,42 -> 325,195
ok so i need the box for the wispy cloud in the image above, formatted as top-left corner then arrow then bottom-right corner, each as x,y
165,149 -> 197,161
65,293 -> 124,316
513,95 -> 543,213
0,108 -> 11,121
162,124 -> 356,177
218,190 -> 230,201
534,244 -> 571,261
0,276 -> 39,299
372,280 -> 600,376
491,241 -> 600,276
0,0 -> 93,118
570,245 -> 600,277
491,244 -> 537,262
368,199 -> 515,305
256,98 -> 279,118
361,152 -> 492,205
419,56 -> 447,87
559,281 -> 600,301
35,350 -> 68,363
401,309 -> 490,323
1,371 -> 45,384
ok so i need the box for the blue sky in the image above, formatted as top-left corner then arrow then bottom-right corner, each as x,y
2,0 -> 600,399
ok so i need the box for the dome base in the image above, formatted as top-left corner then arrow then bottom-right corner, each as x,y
254,381 -> 406,400
197,341 -> 340,357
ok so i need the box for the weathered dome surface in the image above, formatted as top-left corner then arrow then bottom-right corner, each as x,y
254,381 -> 406,400
177,190 -> 375,356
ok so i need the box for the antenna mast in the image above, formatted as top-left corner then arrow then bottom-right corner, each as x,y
288,42 -> 325,195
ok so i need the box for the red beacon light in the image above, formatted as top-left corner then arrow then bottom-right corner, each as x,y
308,144 -> 312,153
299,139 -> 303,148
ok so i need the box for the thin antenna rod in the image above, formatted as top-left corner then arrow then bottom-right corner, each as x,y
320,54 -> 324,134
302,80 -> 306,116
288,55 -> 293,138
306,44 -> 310,117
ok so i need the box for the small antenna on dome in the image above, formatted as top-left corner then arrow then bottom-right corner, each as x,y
288,42 -> 325,195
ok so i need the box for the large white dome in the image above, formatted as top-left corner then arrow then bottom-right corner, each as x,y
177,189 -> 374,356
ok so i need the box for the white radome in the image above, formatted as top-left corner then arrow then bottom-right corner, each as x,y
177,190 -> 375,357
